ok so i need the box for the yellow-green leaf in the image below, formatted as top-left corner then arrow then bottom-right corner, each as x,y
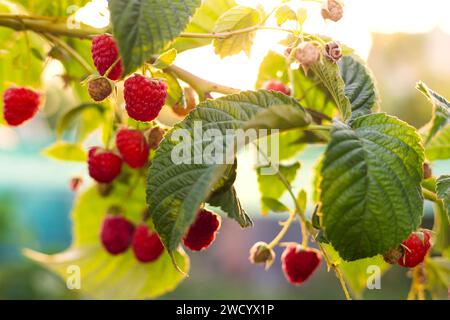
43,142 -> 87,162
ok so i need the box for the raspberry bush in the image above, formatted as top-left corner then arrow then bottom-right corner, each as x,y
1,0 -> 449,300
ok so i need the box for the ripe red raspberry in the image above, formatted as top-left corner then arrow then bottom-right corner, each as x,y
91,35 -> 123,81
100,215 -> 135,255
281,244 -> 321,285
132,224 -> 165,263
116,128 -> 150,169
124,75 -> 167,122
3,87 -> 41,126
398,230 -> 432,268
183,209 -> 221,251
263,80 -> 291,96
88,147 -> 123,183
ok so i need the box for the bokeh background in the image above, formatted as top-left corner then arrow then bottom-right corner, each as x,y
0,0 -> 449,299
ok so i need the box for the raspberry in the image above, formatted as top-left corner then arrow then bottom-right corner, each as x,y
263,80 -> 291,96
88,147 -> 123,183
3,86 -> 41,126
295,42 -> 321,69
132,224 -> 165,263
249,241 -> 275,269
147,126 -> 165,150
88,77 -> 112,102
398,230 -> 432,268
321,0 -> 344,22
183,209 -> 221,251
281,244 -> 321,285
100,214 -> 135,255
91,35 -> 123,81
116,128 -> 150,169
124,74 -> 167,122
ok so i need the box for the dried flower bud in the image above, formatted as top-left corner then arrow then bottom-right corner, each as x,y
173,87 -> 197,117
249,241 -> 275,269
147,126 -> 165,150
88,77 -> 113,102
382,247 -> 403,264
423,162 -> 432,179
321,0 -> 344,22
295,42 -> 320,69
284,47 -> 293,58
69,176 -> 83,192
324,41 -> 343,63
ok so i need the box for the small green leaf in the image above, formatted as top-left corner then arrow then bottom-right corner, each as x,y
43,142 -> 87,162
261,197 -> 290,213
321,113 -> 425,261
213,6 -> 261,58
297,189 -> 307,213
153,48 -> 177,69
338,55 -> 380,120
274,5 -> 296,26
437,175 -> 450,220
257,162 -> 301,215
425,124 -> 450,161
109,0 -> 201,74
297,8 -> 307,26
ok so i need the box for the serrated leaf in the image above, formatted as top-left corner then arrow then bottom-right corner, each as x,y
311,59 -> 352,121
321,113 -> 425,261
43,142 -> 87,162
109,0 -> 201,74
338,56 -> 380,120
261,197 -> 290,213
172,0 -> 237,52
147,90 -> 311,253
25,186 -> 188,299
417,82 -> 450,144
436,175 -> 450,220
257,162 -> 300,215
153,48 -> 177,69
425,124 -> 450,161
213,6 -> 261,58
274,5 -> 296,26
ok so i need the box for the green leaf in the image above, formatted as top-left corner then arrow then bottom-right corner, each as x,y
14,0 -> 90,17
153,48 -> 177,69
24,186 -> 188,299
274,5 -> 296,26
417,81 -> 450,144
425,257 -> 450,299
261,197 -> 290,213
255,50 -> 289,89
437,175 -> 450,220
212,6 -> 261,58
147,90 -> 311,253
311,59 -> 352,121
257,162 -> 300,215
425,124 -> 450,161
321,113 -> 425,261
43,142 -> 87,162
109,0 -> 201,74
297,189 -> 307,213
338,56 -> 380,120
323,243 -> 390,299
171,0 -> 237,52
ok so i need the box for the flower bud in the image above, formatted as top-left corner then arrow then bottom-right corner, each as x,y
423,162 -> 432,179
295,42 -> 320,69
321,0 -> 344,22
249,241 -> 275,269
147,126 -> 165,150
324,41 -> 343,63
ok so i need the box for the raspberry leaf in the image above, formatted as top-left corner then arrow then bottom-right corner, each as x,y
212,6 -> 262,58
338,55 -> 380,120
425,125 -> 450,160
274,5 -> 297,26
24,186 -> 189,299
436,175 -> 450,220
147,90 -> 312,254
43,142 -> 87,162
109,0 -> 201,74
320,113 -> 425,261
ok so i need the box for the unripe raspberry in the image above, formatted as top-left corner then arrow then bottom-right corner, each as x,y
88,147 -> 123,183
263,80 -> 291,96
295,42 -> 320,69
88,77 -> 113,102
173,87 -> 197,116
324,41 -> 343,63
281,244 -> 321,285
147,126 -> 165,150
100,214 -> 135,255
249,241 -> 275,269
124,75 -> 168,122
116,128 -> 150,169
321,0 -> 344,22
3,86 -> 41,126
91,35 -> 123,80
132,224 -> 165,263
398,230 -> 432,268
183,209 -> 221,251
423,162 -> 432,180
